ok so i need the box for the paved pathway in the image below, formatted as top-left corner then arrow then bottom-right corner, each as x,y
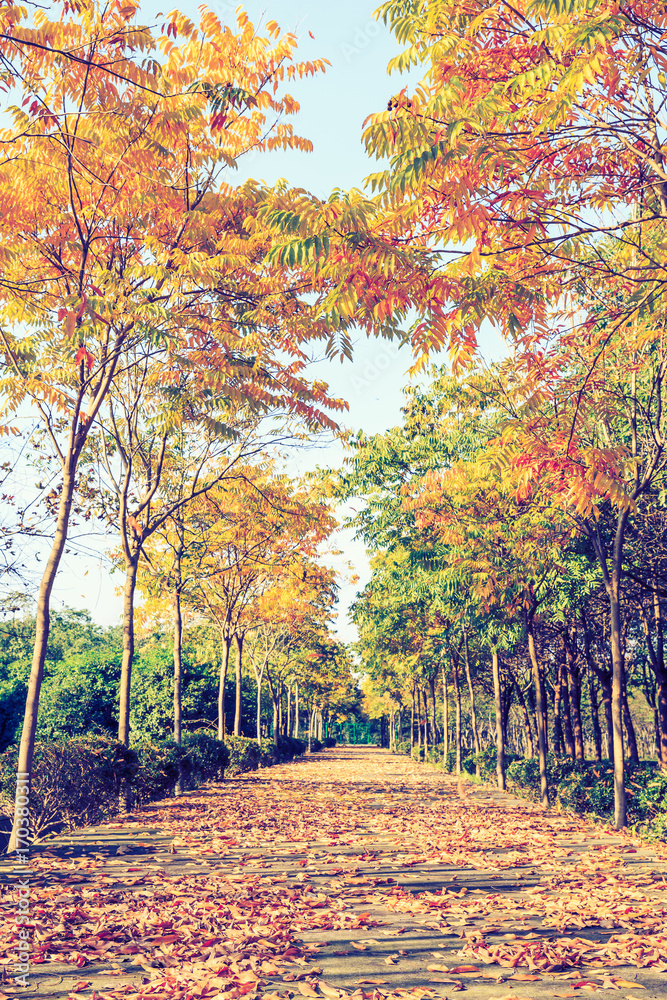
1,748 -> 666,1000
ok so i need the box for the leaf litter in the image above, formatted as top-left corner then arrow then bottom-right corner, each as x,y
1,750 -> 665,1000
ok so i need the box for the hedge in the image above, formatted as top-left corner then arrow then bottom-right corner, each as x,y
0,729 -> 309,845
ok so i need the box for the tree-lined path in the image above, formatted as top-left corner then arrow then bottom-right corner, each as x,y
2,749 -> 666,1000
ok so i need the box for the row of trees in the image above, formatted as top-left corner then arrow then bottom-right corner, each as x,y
0,0 -> 378,849
0,603 -> 359,758
345,363 -> 667,829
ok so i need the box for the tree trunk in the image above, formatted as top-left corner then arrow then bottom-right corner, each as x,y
118,555 -> 139,747
560,654 -> 576,759
286,684 -> 291,737
554,655 -> 565,756
491,647 -> 505,790
255,665 -> 264,746
173,586 -> 184,795
526,607 -> 549,807
8,471 -> 75,853
452,652 -> 462,775
441,667 -> 448,759
564,629 -> 584,760
422,687 -> 429,756
429,674 -> 438,744
622,678 -> 639,764
411,684 -> 416,748
273,697 -> 280,747
278,684 -> 284,737
233,633 -> 243,737
293,682 -> 300,738
464,630 -> 481,778
609,582 -> 627,825
589,512 -> 629,827
217,635 -> 232,741
588,668 -> 603,762
512,676 -> 535,758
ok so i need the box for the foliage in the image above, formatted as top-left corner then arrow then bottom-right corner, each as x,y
0,735 -> 137,838
505,756 -> 667,831
182,732 -> 230,784
225,733 -> 307,775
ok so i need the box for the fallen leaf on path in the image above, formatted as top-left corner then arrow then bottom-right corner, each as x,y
295,983 -> 320,997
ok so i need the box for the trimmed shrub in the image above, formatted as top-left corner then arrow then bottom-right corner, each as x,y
0,734 -> 136,838
131,740 -> 190,804
225,735 -> 262,775
309,738 -> 323,752
183,731 -> 229,782
323,737 -> 337,748
278,734 -> 308,759
395,741 -> 411,756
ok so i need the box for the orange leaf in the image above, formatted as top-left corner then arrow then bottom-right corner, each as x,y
295,984 -> 319,998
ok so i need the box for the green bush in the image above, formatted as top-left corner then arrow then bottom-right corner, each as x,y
505,755 -> 667,836
276,735 -> 307,759
131,740 -> 190,804
226,735 -> 262,775
183,731 -> 229,782
310,738 -> 323,752
395,740 -> 412,755
323,737 -> 337,748
0,734 -> 136,838
462,752 -> 478,775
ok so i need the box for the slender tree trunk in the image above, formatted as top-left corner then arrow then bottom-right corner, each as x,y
464,631 -> 481,778
8,472 -> 75,853
173,585 -> 184,795
560,655 -> 576,759
429,675 -> 438,745
622,678 -> 639,764
293,682 -> 299,738
526,607 -> 549,807
589,513 -> 628,827
286,684 -> 291,737
255,665 -> 264,747
233,633 -> 243,737
273,697 -> 280,747
452,654 -> 462,775
513,677 -> 535,758
554,656 -> 565,756
656,671 -> 667,772
491,647 -> 505,791
218,635 -> 232,741
564,631 -> 584,760
422,687 -> 429,756
588,669 -> 603,762
411,684 -> 416,748
608,514 -> 629,826
118,555 -> 140,746
441,668 -> 448,759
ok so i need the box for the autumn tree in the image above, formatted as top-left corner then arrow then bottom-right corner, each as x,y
0,0 -> 341,850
